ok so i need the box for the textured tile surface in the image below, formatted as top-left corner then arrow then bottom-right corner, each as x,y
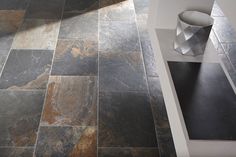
0,50 -> 9,72
222,43 -> 236,69
35,126 -> 97,157
0,49 -> 53,90
99,92 -> 157,147
41,76 -> 97,126
0,10 -> 25,50
133,0 -> 149,14
213,17 -> 236,43
64,0 -> 98,13
99,21 -> 140,52
99,0 -> 135,21
59,12 -> 98,40
0,0 -> 30,10
25,0 -> 65,19
51,39 -> 98,76
211,2 -> 225,17
0,147 -> 33,157
12,19 -> 60,50
98,148 -> 159,157
99,51 -> 147,92
0,91 -> 45,146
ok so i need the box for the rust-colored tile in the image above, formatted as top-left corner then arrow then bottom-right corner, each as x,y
41,76 -> 97,126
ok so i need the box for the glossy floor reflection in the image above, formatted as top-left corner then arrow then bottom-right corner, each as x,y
0,0 -> 176,156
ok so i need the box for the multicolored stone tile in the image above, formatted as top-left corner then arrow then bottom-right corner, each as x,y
25,0 -> 65,19
0,90 -> 45,146
35,126 -> 97,157
64,0 -> 98,13
98,148 -> 160,157
213,17 -> 236,43
0,0 -> 30,10
158,135 -> 177,157
98,92 -> 157,147
0,49 -> 53,90
0,10 -> 25,50
0,147 -> 33,157
99,51 -> 147,92
41,76 -> 97,126
51,39 -> 98,76
99,0 -> 135,21
59,12 -> 98,40
12,19 -> 60,50
99,21 -> 140,52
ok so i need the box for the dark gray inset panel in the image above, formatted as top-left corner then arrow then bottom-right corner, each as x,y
168,61 -> 236,140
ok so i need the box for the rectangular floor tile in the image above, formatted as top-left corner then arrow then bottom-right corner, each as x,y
59,12 -> 98,40
0,147 -> 33,157
213,17 -> 236,43
41,76 -> 97,126
25,0 -> 65,19
98,148 -> 160,157
35,126 -> 97,157
99,21 -> 140,52
12,19 -> 60,50
0,0 -> 30,10
99,51 -> 147,92
0,90 -> 45,146
99,92 -> 157,147
0,10 -> 25,51
64,0 -> 98,13
0,49 -> 53,90
99,0 -> 135,21
51,39 -> 98,76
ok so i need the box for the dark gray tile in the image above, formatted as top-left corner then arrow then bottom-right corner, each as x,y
0,0 -> 30,10
98,92 -> 157,147
147,77 -> 177,157
99,0 -> 135,21
99,0 -> 126,8
35,126 -> 97,157
0,50 -> 9,72
211,2 -> 225,17
64,0 -> 98,13
59,12 -> 98,40
99,51 -> 147,92
222,43 -> 236,69
51,39 -> 98,76
0,11 -> 25,51
98,148 -> 160,157
213,17 -> 236,43
0,49 -> 53,90
0,147 -> 33,157
0,90 -> 45,146
41,76 -> 97,126
99,21 -> 140,52
133,0 -> 149,15
25,0 -> 65,19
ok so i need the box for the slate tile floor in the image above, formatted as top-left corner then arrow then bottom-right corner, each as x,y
0,0 -> 176,156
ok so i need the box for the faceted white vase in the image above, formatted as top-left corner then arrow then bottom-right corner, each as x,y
174,11 -> 214,56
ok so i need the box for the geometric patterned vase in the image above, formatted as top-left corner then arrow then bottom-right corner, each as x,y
174,11 -> 214,56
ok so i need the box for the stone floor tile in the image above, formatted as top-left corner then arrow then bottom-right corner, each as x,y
0,147 -> 33,157
0,0 -> 30,10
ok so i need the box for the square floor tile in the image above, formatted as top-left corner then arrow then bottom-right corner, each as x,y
213,17 -> 236,43
99,51 -> 147,92
0,147 -> 33,157
0,10 -> 25,50
12,19 -> 60,50
64,0 -> 98,13
133,0 -> 149,14
59,12 -> 98,40
35,126 -> 97,157
41,76 -> 97,126
0,49 -> 53,90
98,148 -> 160,157
99,0 -> 135,21
0,0 -> 30,10
51,39 -> 98,76
0,90 -> 45,146
25,0 -> 65,19
99,21 -> 140,52
99,92 -> 157,147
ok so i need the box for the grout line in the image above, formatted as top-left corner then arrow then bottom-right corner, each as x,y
32,0 -> 67,155
132,1 -> 162,156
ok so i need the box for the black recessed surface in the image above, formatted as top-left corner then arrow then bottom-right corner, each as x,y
168,61 -> 236,140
